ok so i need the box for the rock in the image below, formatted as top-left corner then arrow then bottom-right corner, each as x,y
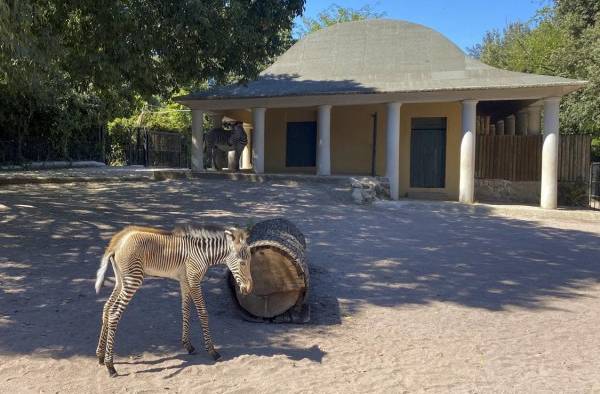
350,177 -> 390,204
352,188 -> 367,204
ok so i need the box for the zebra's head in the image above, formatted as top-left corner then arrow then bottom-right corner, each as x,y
224,227 -> 253,295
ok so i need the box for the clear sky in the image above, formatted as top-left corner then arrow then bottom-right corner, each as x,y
295,0 -> 551,51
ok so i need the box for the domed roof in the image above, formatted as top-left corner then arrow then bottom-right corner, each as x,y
267,19 -> 469,82
182,19 -> 585,101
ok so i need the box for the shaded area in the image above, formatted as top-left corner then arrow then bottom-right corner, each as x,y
185,73 -> 377,100
0,179 -> 599,362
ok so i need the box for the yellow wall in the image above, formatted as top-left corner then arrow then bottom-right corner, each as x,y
260,102 -> 461,200
265,108 -> 317,173
400,102 -> 461,200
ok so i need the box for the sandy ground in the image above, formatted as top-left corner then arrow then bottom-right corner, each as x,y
1,179 -> 600,393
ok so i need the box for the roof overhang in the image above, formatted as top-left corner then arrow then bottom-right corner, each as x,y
175,82 -> 586,111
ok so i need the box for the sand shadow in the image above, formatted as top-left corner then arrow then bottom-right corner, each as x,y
0,179 -> 599,360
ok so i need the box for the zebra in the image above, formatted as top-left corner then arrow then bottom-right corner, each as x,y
204,122 -> 248,170
94,224 -> 253,377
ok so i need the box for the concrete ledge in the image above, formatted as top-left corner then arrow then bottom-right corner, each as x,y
0,161 -> 106,171
0,167 -> 191,186
191,170 -> 372,186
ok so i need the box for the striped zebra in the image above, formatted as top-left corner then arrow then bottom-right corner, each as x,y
94,224 -> 252,377
205,122 -> 248,170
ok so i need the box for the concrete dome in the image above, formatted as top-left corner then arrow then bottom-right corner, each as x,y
267,19 -> 469,82
182,19 -> 585,101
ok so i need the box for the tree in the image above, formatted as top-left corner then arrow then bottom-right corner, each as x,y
1,1 -> 305,163
297,3 -> 385,37
470,0 -> 600,155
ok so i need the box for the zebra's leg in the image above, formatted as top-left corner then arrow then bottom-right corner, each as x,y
104,272 -> 143,377
211,146 -> 219,170
188,276 -> 221,361
96,277 -> 121,365
179,280 -> 195,354
207,144 -> 214,169
233,147 -> 242,171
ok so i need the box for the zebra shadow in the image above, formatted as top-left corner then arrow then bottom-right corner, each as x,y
117,344 -> 325,379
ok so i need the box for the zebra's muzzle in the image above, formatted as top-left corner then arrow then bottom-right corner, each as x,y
237,281 -> 252,295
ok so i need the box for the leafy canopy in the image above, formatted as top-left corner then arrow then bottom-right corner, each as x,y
297,3 -> 385,37
469,0 -> 600,144
0,0 -> 305,163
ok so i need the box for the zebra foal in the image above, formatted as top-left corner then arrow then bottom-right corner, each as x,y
94,224 -> 253,377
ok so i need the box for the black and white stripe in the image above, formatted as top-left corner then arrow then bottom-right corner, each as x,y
204,123 -> 248,170
95,224 -> 252,377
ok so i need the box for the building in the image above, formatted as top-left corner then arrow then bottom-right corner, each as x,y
176,19 -> 586,209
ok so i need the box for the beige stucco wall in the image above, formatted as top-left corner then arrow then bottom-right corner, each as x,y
263,108 -> 317,173
400,102 -> 461,200
253,102 -> 461,200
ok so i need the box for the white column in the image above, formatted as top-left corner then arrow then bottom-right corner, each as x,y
241,123 -> 252,169
252,108 -> 266,174
386,102 -> 402,200
505,115 -> 516,136
528,105 -> 542,135
541,97 -> 560,209
459,100 -> 478,204
516,110 -> 528,135
191,109 -> 205,172
317,105 -> 332,176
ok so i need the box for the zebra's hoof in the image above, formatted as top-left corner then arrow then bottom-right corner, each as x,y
187,345 -> 196,355
98,356 -> 105,365
210,350 -> 222,361
106,365 -> 118,377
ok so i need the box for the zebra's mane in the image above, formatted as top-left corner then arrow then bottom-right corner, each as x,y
172,224 -> 227,239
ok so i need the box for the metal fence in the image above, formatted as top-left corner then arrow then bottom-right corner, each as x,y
590,163 -> 600,210
126,129 -> 190,168
0,127 -> 105,164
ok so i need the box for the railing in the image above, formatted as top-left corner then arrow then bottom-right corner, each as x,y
127,129 -> 190,168
0,128 -> 105,164
590,163 -> 600,210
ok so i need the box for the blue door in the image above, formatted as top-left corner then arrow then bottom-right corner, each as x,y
410,117 -> 447,188
286,122 -> 317,167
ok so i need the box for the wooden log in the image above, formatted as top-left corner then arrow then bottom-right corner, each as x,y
230,218 -> 310,323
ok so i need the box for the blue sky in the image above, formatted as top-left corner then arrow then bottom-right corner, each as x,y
295,0 -> 551,51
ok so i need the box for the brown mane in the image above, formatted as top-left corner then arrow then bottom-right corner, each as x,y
106,226 -> 171,255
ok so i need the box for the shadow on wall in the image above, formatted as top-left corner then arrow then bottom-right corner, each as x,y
0,179 -> 599,360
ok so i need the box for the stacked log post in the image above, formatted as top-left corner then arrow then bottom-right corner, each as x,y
229,218 -> 310,323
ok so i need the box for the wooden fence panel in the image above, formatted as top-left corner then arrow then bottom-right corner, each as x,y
476,134 -> 591,182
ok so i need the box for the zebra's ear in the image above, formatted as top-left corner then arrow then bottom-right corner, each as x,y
224,229 -> 234,243
225,227 -> 248,244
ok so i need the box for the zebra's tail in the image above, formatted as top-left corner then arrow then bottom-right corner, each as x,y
95,252 -> 114,294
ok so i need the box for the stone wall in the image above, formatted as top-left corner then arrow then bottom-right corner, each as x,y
475,179 -> 589,207
475,179 -> 540,204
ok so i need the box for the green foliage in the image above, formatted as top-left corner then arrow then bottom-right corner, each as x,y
591,137 -> 600,161
297,3 -> 385,37
138,100 -> 192,134
470,1 -> 600,140
1,1 -> 305,163
106,93 -> 194,165
558,180 -> 589,207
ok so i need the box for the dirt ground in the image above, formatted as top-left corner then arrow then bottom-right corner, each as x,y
1,179 -> 599,393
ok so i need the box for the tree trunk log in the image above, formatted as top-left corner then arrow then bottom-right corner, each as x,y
229,218 -> 310,323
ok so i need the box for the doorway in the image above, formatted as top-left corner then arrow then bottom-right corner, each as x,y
410,117 -> 447,188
